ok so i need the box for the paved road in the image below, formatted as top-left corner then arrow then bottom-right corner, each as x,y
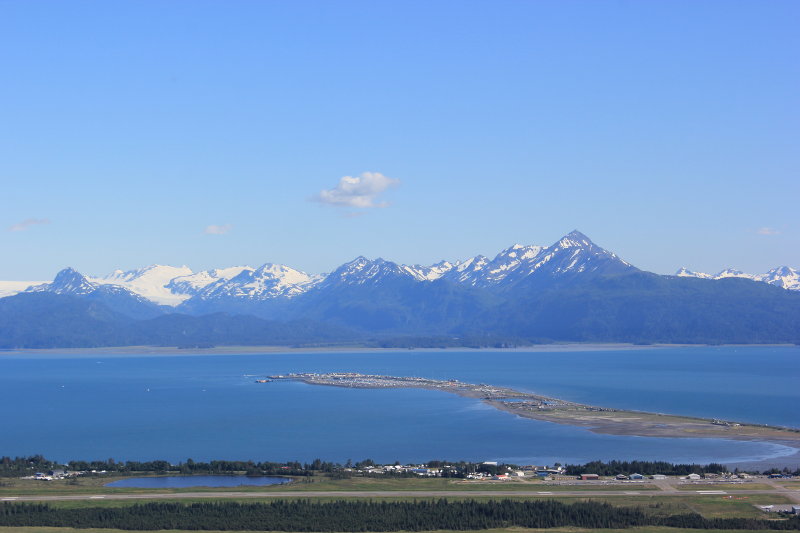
764,479 -> 800,503
2,488 -> 800,502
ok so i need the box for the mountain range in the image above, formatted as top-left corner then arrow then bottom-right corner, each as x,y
675,266 -> 800,291
1,230 -> 799,348
7,230 -> 797,306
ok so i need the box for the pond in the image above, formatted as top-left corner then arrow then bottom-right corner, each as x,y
105,475 -> 292,488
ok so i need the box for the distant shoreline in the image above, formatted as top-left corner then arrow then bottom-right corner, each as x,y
2,342 -> 799,357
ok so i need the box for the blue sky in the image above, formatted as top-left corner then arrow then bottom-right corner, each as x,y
1,0 -> 798,280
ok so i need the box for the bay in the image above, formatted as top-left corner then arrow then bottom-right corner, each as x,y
0,346 -> 798,468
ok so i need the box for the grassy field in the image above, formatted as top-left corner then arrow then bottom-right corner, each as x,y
275,477 -> 662,492
0,476 -> 662,495
9,490 -> 792,517
635,494 -> 791,519
673,483 -> 774,491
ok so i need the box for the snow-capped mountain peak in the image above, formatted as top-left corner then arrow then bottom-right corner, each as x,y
402,260 -> 458,282
480,244 -> 547,283
675,267 -> 713,279
432,259 -> 456,270
495,243 -> 544,262
555,229 -> 594,250
28,267 -> 97,295
761,266 -> 800,290
323,256 -> 414,286
192,263 -> 318,300
166,266 -> 254,296
455,255 -> 489,273
436,231 -> 633,287
714,268 -> 755,280
514,230 -> 635,280
440,255 -> 490,285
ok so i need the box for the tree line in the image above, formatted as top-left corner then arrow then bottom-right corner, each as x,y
562,460 -> 730,476
1,500 -> 799,531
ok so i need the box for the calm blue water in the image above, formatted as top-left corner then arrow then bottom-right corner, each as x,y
0,346 -> 798,468
106,476 -> 291,488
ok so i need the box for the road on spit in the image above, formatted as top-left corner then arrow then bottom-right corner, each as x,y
2,487 -> 800,502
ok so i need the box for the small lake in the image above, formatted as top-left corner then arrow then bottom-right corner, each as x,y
105,475 -> 292,488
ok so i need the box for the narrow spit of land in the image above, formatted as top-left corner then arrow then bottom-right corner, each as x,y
265,373 -> 800,443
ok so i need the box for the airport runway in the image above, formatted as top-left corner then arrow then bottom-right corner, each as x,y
2,488 -> 800,502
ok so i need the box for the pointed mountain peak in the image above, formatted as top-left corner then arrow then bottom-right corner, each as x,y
761,266 -> 800,290
567,229 -> 591,239
555,230 -> 593,249
327,256 -> 371,275
767,265 -> 796,276
333,256 -> 375,273
56,266 -> 80,275
322,256 -> 414,287
53,267 -> 88,284
46,267 -> 97,295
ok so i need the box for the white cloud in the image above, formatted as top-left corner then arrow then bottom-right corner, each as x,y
314,171 -> 399,208
9,218 -> 51,232
757,227 -> 780,235
204,224 -> 233,235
